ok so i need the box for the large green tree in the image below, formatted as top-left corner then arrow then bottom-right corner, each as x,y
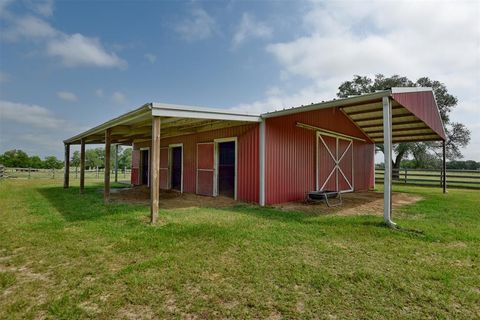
337,74 -> 471,170
0,149 -> 30,167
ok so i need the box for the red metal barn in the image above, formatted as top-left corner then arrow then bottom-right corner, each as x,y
64,88 -> 446,225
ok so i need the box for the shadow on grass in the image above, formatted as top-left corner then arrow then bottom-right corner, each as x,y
37,183 -> 144,222
36,183 -> 408,237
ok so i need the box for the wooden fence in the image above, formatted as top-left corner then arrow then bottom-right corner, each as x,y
375,168 -> 480,189
0,167 -> 132,183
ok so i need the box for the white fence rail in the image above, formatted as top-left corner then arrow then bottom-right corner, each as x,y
0,167 -> 132,182
375,168 -> 480,189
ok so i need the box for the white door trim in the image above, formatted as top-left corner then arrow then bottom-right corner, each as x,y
214,137 -> 238,200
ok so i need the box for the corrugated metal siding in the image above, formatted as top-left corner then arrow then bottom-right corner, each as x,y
352,141 -> 375,191
392,91 -> 446,140
265,107 -> 374,204
160,123 -> 259,203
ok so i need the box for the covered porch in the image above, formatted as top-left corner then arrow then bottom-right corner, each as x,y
63,103 -> 261,223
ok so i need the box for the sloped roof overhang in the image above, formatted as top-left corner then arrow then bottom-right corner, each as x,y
263,87 -> 446,143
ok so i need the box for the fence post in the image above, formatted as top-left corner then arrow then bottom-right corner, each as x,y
28,167 -> 31,179
404,169 -> 407,184
124,165 -> 126,178
75,166 -> 78,179
52,168 -> 55,179
96,166 -> 99,178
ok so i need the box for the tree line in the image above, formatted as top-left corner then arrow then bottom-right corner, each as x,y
0,147 -> 132,170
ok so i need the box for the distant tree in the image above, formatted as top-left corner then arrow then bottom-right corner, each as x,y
43,156 -> 63,169
0,149 -> 30,167
446,160 -> 480,170
337,74 -> 471,174
28,155 -> 43,169
85,148 -> 104,169
70,151 -> 80,167
118,147 -> 132,169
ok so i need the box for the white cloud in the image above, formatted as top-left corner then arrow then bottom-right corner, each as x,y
0,100 -> 82,157
237,0 -> 480,160
144,53 -> 156,64
111,91 -> 127,104
0,71 -> 9,83
2,15 -> 58,40
0,100 -> 67,129
47,33 -> 126,68
176,8 -> 217,41
265,1 -> 479,92
95,89 -> 104,98
232,13 -> 272,48
21,0 -> 54,17
2,12 -> 126,68
56,91 -> 78,102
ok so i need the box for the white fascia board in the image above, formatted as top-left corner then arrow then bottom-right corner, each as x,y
391,87 -> 433,94
262,90 -> 391,118
152,102 -> 261,122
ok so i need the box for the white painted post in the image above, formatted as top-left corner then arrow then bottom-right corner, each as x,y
259,119 -> 266,206
382,96 -> 396,228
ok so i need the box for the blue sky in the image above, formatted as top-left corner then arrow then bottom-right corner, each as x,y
1,0 -> 479,161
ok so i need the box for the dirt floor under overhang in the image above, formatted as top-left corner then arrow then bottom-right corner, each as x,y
108,187 -> 422,215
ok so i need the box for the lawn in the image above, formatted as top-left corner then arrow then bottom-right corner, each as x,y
0,180 -> 479,319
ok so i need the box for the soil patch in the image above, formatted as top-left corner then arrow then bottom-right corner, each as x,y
274,192 -> 422,216
108,186 -> 237,209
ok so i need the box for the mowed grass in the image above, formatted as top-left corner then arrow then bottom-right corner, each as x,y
0,180 -> 479,319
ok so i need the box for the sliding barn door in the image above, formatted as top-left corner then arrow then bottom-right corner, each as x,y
131,149 -> 140,185
196,142 -> 214,196
317,133 -> 353,193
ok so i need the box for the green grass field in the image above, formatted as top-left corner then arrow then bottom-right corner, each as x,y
1,180 -> 479,319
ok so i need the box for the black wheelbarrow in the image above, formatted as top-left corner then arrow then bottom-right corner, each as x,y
305,190 -> 343,207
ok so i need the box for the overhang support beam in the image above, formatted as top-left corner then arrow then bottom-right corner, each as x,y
104,129 -> 111,204
80,139 -> 85,194
150,116 -> 161,224
63,143 -> 70,188
259,120 -> 266,206
443,140 -> 447,194
382,96 -> 396,228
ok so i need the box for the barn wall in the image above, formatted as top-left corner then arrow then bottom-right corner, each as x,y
265,107 -> 374,205
133,123 -> 259,203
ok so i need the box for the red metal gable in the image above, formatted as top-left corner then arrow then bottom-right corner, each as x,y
392,91 -> 446,140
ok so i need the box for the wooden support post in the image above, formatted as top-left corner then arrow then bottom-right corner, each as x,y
80,139 -> 85,193
104,129 -> 111,204
151,116 -> 161,224
442,140 -> 447,194
64,143 -> 70,188
114,144 -> 119,183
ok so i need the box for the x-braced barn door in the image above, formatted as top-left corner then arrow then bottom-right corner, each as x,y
316,132 -> 354,193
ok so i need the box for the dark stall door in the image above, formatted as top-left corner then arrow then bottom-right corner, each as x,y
171,147 -> 182,191
218,141 -> 235,198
